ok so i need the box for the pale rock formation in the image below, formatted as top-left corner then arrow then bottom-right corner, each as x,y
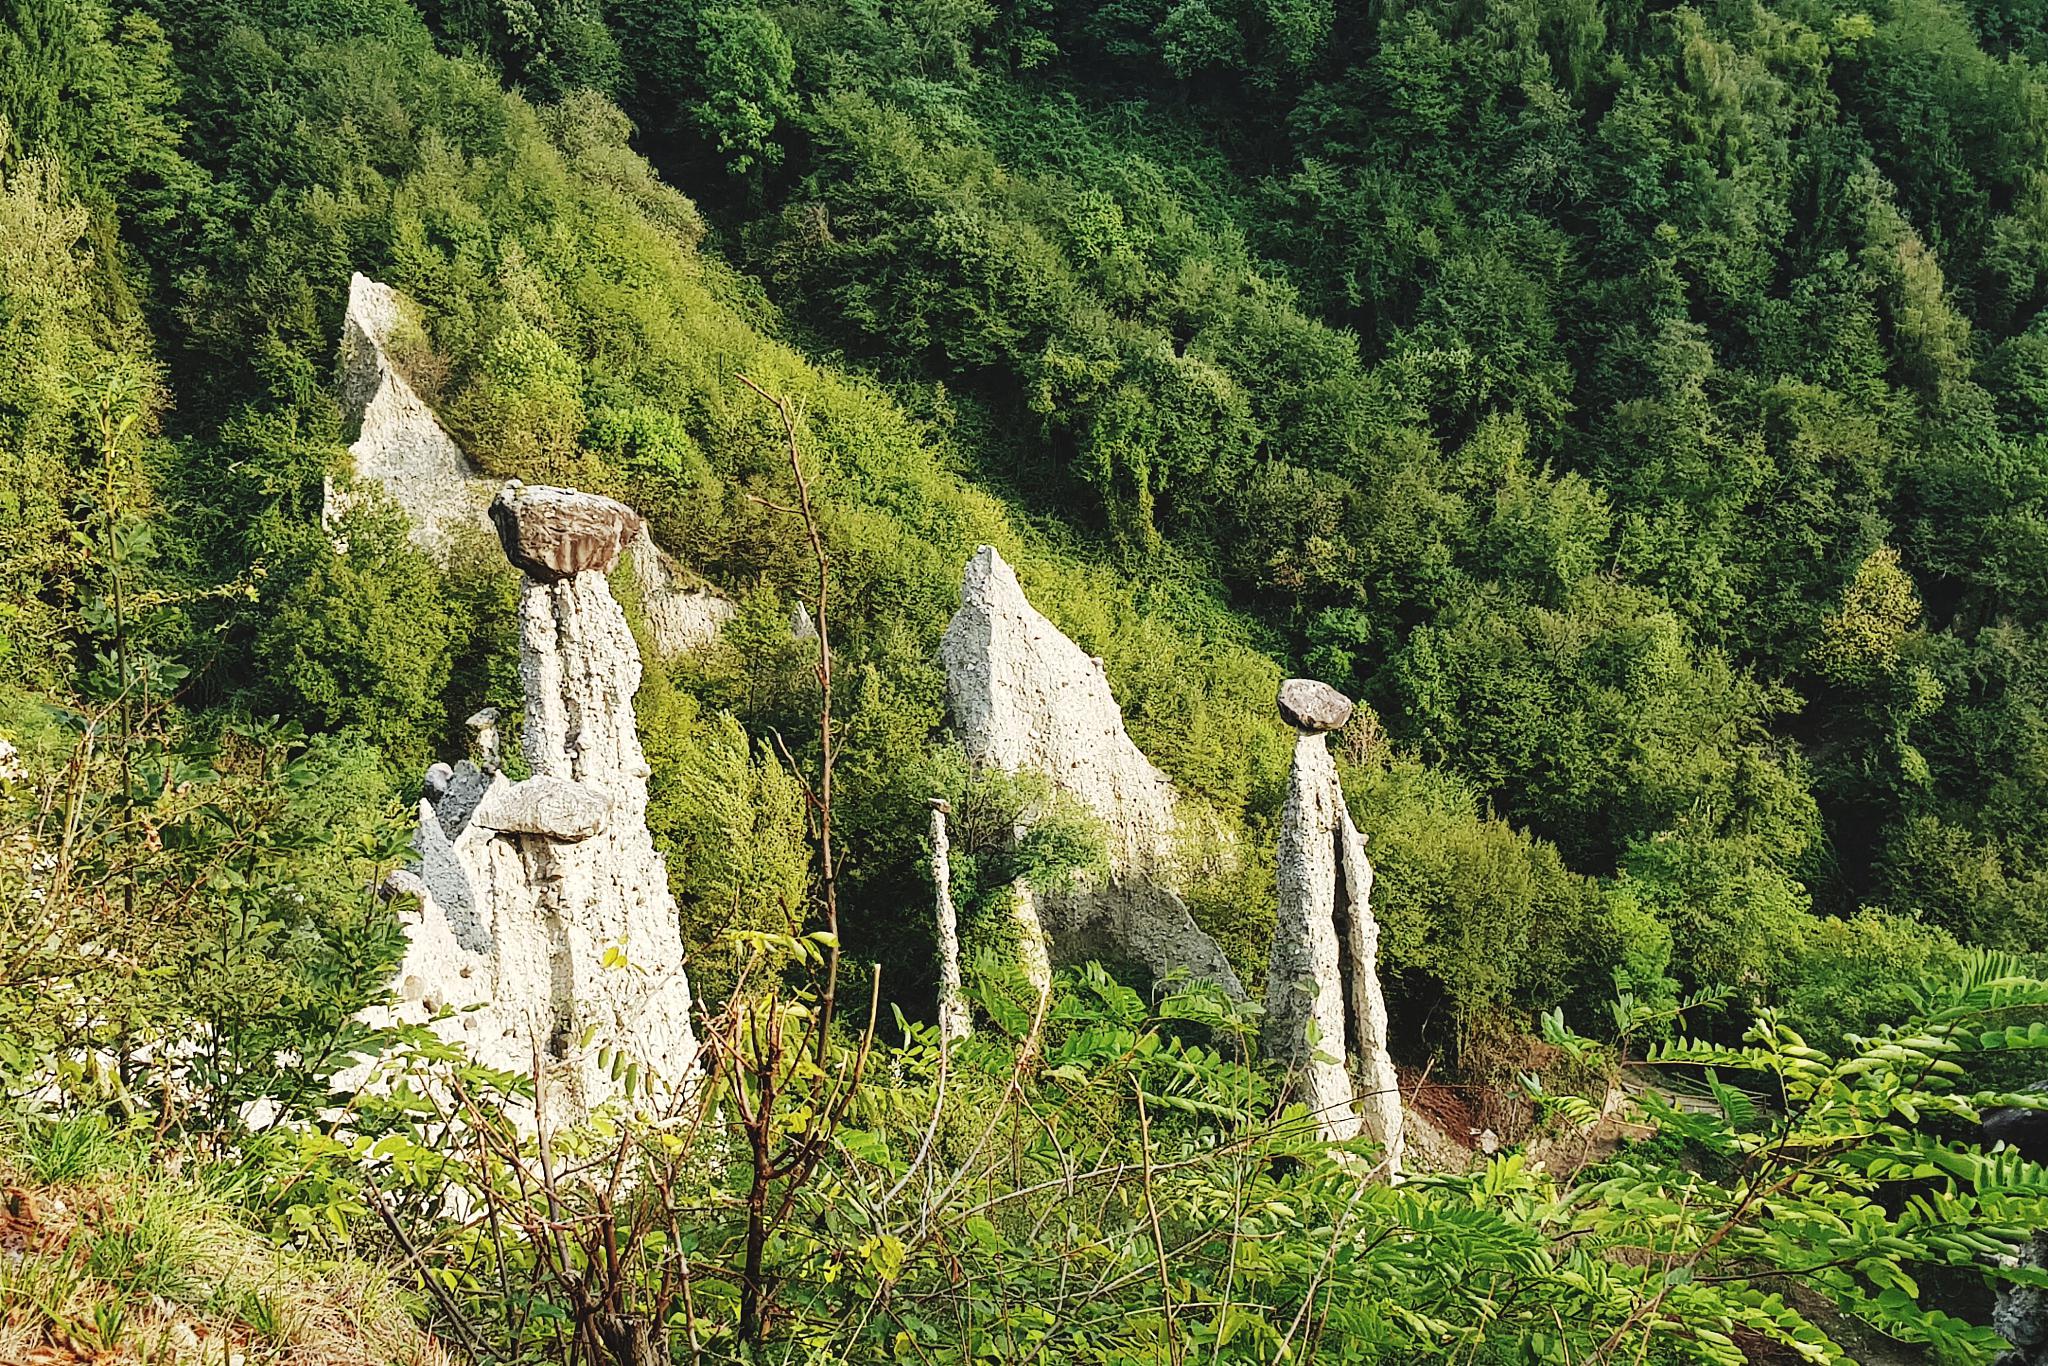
466,707 -> 502,768
627,525 -> 738,656
791,600 -> 818,642
331,273 -> 492,554
1263,680 -> 1403,1170
354,484 -> 698,1123
1987,1091 -> 2048,1365
333,273 -> 734,657
1008,883 -> 1057,1002
471,775 -> 612,842
929,798 -> 972,1042
940,545 -> 1242,997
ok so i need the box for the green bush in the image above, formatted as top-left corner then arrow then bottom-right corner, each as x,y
251,501 -> 461,778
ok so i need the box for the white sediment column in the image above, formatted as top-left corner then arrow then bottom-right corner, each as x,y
1263,678 -> 1403,1173
930,798 -> 972,1043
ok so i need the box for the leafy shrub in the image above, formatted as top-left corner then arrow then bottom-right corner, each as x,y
252,500 -> 461,778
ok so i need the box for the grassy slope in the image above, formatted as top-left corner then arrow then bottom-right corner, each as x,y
0,1118 -> 443,1366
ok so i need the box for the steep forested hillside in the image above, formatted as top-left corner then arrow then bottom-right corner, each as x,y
4,0 -> 2048,1359
655,0 -> 2048,1002
13,0 -> 2048,1044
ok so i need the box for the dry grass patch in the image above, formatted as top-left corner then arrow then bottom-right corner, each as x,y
0,1119 -> 450,1366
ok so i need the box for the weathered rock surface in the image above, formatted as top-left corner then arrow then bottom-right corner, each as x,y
627,525 -> 738,655
331,273 -> 492,554
1988,1090 -> 2048,1365
929,798 -> 972,1043
791,600 -> 818,641
1985,1089 -> 2048,1163
1278,678 -> 1354,733
492,482 -> 643,580
1264,684 -> 1403,1169
353,484 -> 698,1123
471,775 -> 612,842
1995,1231 -> 2048,1366
940,545 -> 1242,997
334,274 -> 735,657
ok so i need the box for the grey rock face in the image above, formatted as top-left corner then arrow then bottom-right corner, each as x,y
1278,678 -> 1355,734
349,484 -> 698,1124
929,799 -> 972,1043
1994,1233 -> 2048,1366
330,273 -> 492,555
491,483 -> 644,581
1263,703 -> 1403,1170
333,274 -> 737,658
626,525 -> 738,656
471,775 -> 612,842
1986,1090 -> 2048,1163
1987,1090 -> 2048,1365
465,707 -> 502,767
940,545 -> 1243,997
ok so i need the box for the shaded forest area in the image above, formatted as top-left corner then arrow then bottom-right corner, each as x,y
5,0 -> 2048,1075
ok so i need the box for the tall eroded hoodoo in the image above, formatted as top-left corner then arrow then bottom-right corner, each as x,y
1263,679 -> 1403,1170
360,483 -> 698,1123
940,545 -> 1243,997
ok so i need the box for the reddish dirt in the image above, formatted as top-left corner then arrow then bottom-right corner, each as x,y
1398,1064 -> 1484,1147
0,1185 -> 73,1256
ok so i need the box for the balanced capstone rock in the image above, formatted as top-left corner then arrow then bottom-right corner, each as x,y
490,481 -> 645,581
1278,678 -> 1355,733
1263,678 -> 1403,1172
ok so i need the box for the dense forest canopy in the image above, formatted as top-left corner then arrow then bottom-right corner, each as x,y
8,0 -> 2047,1042
5,0 -> 2048,1358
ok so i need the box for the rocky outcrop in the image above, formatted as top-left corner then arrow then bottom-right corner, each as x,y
470,775 -> 612,841
355,484 -> 698,1123
331,273 -> 492,554
1987,1091 -> 2048,1365
1263,680 -> 1402,1169
929,798 -> 972,1042
627,526 -> 738,655
333,274 -> 734,658
939,545 -> 1242,997
1995,1231 -> 2048,1366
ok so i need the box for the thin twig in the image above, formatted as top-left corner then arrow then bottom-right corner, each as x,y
1132,1079 -> 1182,1366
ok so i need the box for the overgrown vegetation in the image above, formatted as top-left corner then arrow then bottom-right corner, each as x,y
3,0 -> 2048,1357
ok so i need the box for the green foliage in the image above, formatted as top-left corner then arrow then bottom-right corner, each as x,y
416,0 -> 621,100
267,949 -> 2048,1362
17,0 -> 2048,1358
0,701 -> 410,1119
611,0 -> 795,178
1773,909 -> 1973,1051
0,150 -> 160,694
1342,749 -> 1619,1044
16,0 -> 2037,1060
654,701 -> 813,1003
945,766 -> 1110,967
251,500 -> 464,777
444,314 -> 589,481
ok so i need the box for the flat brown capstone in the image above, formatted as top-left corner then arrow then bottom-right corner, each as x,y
490,482 -> 644,581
